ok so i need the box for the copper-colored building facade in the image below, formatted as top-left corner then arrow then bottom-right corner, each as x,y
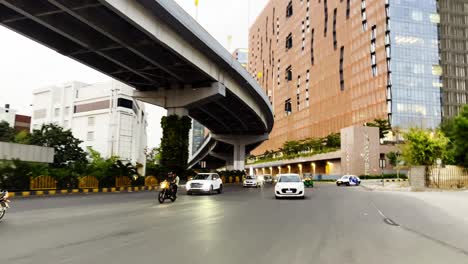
249,0 -> 390,154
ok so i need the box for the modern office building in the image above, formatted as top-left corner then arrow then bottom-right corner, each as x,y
439,0 -> 468,118
232,48 -> 249,68
248,0 -> 467,155
0,104 -> 31,132
189,120 -> 205,156
31,80 -> 148,168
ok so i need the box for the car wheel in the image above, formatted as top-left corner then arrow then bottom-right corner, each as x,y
187,191 -> 192,195
209,185 -> 214,195
275,195 -> 279,199
346,182 -> 350,186
336,183 -> 340,186
217,185 -> 223,194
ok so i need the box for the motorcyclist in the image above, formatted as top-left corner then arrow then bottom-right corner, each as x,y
167,172 -> 179,196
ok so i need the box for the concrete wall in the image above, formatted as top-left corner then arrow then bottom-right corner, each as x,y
0,142 -> 54,163
341,125 -> 381,176
409,166 -> 427,191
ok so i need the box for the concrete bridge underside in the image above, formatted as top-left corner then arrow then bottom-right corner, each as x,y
0,0 -> 274,170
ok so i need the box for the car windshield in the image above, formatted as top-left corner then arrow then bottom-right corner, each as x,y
193,174 -> 210,180
279,175 -> 301,182
246,176 -> 255,179
342,176 -> 349,180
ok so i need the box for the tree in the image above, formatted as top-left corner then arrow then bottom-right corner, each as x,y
367,118 -> 391,140
0,121 -> 15,142
402,128 -> 448,166
30,124 -> 87,168
281,140 -> 301,156
386,151 -> 403,179
386,152 -> 399,167
325,133 -> 340,148
159,115 -> 192,177
145,147 -> 160,165
13,130 -> 31,144
439,118 -> 457,164
441,105 -> 468,166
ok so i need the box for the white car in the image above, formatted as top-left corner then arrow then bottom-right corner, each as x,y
336,175 -> 361,186
263,174 -> 273,184
186,173 -> 223,195
275,174 -> 305,199
243,175 -> 261,188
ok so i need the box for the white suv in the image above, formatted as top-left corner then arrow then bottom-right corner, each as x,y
186,173 -> 223,195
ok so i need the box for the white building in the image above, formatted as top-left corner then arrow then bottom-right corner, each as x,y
0,105 -> 16,127
31,80 -> 148,171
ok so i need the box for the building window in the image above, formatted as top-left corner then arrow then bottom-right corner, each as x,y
311,28 -> 315,65
324,0 -> 328,37
64,120 -> 69,128
361,0 -> 367,31
333,8 -> 337,50
284,99 -> 292,115
88,116 -> 95,126
87,131 -> 94,141
305,69 -> 310,107
285,33 -> 293,50
340,46 -> 345,91
302,21 -> 306,51
285,66 -> 293,81
346,0 -> 350,18
54,108 -> 60,118
370,25 -> 377,76
75,89 -> 79,98
297,75 -> 301,110
286,1 -> 293,18
64,106 -> 70,116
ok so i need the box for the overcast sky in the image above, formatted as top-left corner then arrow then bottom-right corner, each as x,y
0,0 -> 267,147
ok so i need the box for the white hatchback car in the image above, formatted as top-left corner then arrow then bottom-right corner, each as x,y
275,174 -> 305,199
186,173 -> 223,195
336,175 -> 361,186
243,175 -> 261,188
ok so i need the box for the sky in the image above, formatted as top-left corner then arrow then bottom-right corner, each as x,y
0,0 -> 268,147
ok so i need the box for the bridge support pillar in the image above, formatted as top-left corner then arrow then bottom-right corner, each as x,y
212,134 -> 269,171
233,143 -> 246,171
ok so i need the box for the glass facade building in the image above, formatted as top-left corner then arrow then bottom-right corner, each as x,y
389,0 -> 442,129
190,120 -> 205,155
439,0 -> 468,119
248,0 -> 468,154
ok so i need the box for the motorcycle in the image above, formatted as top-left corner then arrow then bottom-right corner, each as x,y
158,181 -> 177,204
0,190 -> 11,221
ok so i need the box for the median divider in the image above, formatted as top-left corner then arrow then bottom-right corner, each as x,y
9,186 -> 158,198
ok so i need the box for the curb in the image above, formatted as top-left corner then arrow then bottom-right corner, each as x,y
382,179 -> 407,182
9,186 -> 158,198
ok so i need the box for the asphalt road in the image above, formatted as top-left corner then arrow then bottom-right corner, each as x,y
1,184 -> 468,264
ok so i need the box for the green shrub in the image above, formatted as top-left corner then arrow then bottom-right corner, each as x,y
359,174 -> 407,180
0,160 -> 48,191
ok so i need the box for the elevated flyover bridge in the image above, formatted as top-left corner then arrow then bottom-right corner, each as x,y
0,0 -> 273,170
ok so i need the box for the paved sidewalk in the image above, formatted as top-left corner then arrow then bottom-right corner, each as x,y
400,191 -> 468,222
360,179 -> 410,192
